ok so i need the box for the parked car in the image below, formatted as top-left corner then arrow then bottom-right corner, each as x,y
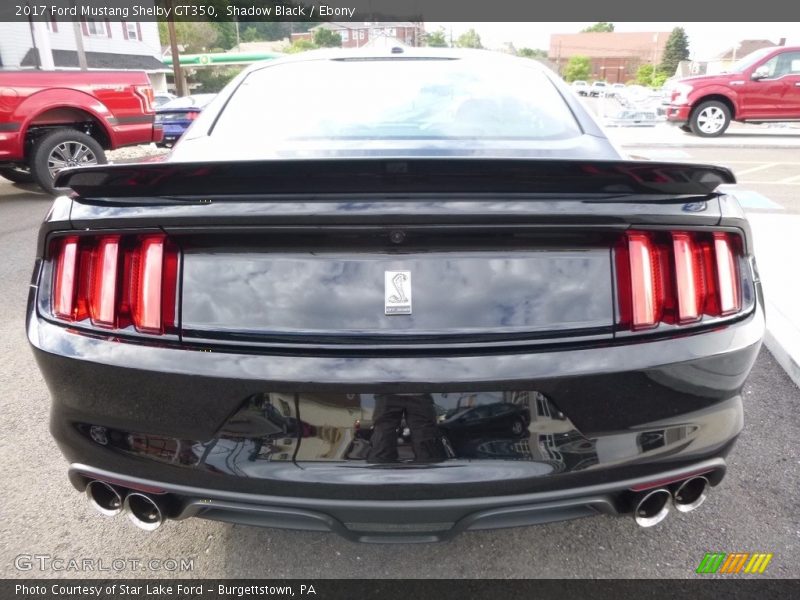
0,70 -> 162,194
589,81 -> 608,97
571,80 -> 589,96
155,94 -> 216,148
153,93 -> 177,107
30,49 -> 764,541
608,83 -> 627,97
439,403 -> 531,439
666,45 -> 800,136
604,110 -> 659,127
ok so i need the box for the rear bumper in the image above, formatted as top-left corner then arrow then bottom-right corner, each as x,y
69,459 -> 727,542
30,298 -> 762,499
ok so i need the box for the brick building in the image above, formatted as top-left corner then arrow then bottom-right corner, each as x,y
549,31 -> 670,82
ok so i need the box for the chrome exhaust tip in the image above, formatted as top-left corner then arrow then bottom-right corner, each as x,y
85,480 -> 124,517
124,492 -> 164,531
673,476 -> 709,513
633,488 -> 671,527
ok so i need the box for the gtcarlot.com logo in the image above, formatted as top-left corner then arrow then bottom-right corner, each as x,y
696,552 -> 773,574
14,554 -> 194,572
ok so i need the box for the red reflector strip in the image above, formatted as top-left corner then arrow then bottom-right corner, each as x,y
627,233 -> 658,329
53,237 -> 79,319
672,233 -> 700,323
133,236 -> 165,333
714,233 -> 741,315
89,237 -> 119,327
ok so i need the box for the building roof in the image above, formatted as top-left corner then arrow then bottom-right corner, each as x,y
549,31 -> 670,59
714,40 -> 777,60
21,49 -> 167,71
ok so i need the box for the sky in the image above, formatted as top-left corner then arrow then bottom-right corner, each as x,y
425,22 -> 800,60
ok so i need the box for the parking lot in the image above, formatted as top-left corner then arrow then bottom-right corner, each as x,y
1,143 -> 798,579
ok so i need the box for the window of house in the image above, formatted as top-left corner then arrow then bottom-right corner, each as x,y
125,22 -> 140,41
84,19 -> 107,37
340,30 -> 349,42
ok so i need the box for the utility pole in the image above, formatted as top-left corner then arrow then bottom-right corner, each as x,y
69,0 -> 87,70
166,0 -> 186,96
72,21 -> 88,70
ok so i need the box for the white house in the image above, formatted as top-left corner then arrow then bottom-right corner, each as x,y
0,19 -> 169,91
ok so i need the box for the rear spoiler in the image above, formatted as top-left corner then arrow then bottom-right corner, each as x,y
55,158 -> 736,199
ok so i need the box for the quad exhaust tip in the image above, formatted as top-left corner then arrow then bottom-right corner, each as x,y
633,488 -> 671,527
85,480 -> 124,517
673,476 -> 709,513
124,492 -> 165,531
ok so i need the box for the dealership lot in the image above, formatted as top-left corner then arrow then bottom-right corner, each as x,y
1,146 -> 798,578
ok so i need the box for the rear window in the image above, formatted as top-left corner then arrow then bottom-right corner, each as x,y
212,58 -> 582,144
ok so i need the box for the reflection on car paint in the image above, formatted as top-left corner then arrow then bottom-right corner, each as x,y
76,390 -> 699,475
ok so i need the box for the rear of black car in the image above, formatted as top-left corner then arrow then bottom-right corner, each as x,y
27,50 -> 764,542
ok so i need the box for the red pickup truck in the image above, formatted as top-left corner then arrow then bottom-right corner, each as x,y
666,45 -> 800,136
0,70 -> 163,193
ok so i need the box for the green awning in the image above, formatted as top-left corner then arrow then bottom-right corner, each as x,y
163,52 -> 284,67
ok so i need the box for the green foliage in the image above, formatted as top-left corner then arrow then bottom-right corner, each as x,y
158,21 -> 220,53
285,39 -> 318,54
659,27 -> 690,76
651,72 -> 670,88
636,63 -> 670,88
455,28 -> 483,49
635,64 -> 655,85
190,66 -> 243,94
517,48 -> 548,59
581,22 -> 615,33
241,26 -> 260,43
313,29 -> 342,48
210,22 -> 237,50
424,28 -> 448,47
563,55 -> 591,82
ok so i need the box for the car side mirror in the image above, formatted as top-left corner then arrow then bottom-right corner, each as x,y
751,66 -> 770,80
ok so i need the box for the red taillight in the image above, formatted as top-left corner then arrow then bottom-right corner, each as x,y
50,234 -> 178,336
672,233 -> 701,323
132,236 -> 165,333
53,237 -> 79,319
714,233 -> 741,315
88,236 -> 119,328
187,111 -> 200,120
627,233 -> 659,329
617,230 -> 743,331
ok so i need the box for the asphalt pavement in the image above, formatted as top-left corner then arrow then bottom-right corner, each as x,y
1,161 -> 798,579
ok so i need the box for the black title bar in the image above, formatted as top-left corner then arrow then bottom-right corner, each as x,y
1,0 -> 799,22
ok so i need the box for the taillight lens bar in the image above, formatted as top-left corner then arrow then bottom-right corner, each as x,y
617,230 -> 742,331
50,234 -> 178,335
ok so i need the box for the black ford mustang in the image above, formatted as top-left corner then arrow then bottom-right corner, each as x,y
28,49 -> 764,542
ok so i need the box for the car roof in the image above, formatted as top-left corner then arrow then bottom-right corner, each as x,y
242,47 -> 555,77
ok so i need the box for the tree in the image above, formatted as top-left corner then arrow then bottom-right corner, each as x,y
563,55 -> 591,82
635,64 -> 655,86
455,28 -> 483,49
211,22 -> 237,51
241,26 -> 261,43
313,28 -> 342,48
424,28 -> 448,47
285,39 -> 318,54
517,48 -> 548,59
659,27 -> 690,76
158,21 -> 219,53
635,63 -> 670,88
581,22 -> 614,33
